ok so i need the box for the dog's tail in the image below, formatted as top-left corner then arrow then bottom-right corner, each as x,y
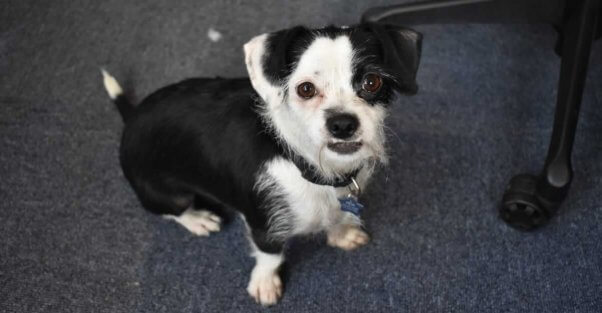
101,69 -> 134,122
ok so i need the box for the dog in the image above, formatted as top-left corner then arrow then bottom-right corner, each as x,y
102,23 -> 421,306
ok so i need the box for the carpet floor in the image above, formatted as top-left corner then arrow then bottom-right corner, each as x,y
1,1 -> 600,312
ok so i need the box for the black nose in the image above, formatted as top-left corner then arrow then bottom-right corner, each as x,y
326,114 -> 359,139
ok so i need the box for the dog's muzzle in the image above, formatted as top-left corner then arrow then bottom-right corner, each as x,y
326,113 -> 362,154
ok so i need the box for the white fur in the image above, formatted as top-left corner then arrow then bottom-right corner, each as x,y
255,157 -> 369,239
243,34 -> 284,106
327,223 -> 370,251
247,246 -> 284,306
244,34 -> 388,181
101,69 -> 123,100
164,208 -> 221,236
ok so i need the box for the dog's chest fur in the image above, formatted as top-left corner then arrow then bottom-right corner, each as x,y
256,157 -> 367,237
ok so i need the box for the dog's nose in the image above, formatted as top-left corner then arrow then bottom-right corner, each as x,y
326,114 -> 359,139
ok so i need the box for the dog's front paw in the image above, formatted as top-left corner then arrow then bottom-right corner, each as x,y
247,270 -> 283,306
327,224 -> 370,251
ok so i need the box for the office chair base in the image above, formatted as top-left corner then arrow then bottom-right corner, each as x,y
500,174 -> 555,230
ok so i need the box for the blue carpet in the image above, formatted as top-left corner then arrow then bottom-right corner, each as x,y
1,1 -> 600,312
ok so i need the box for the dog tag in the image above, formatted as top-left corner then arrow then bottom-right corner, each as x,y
339,196 -> 364,216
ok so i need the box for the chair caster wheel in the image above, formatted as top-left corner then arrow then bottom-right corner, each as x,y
500,174 -> 551,231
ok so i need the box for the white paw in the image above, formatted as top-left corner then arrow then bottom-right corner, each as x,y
165,209 -> 222,236
327,225 -> 370,251
247,270 -> 283,306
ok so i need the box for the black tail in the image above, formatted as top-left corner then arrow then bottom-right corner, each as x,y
101,69 -> 135,122
113,94 -> 135,122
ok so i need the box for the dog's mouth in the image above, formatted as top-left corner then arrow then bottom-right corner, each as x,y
327,141 -> 362,154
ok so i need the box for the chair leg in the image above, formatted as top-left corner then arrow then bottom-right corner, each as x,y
500,0 -> 600,230
361,0 -> 564,25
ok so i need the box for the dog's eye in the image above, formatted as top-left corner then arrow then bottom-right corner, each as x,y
362,74 -> 382,93
296,82 -> 316,99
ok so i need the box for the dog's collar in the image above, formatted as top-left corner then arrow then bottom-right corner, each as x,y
290,155 -> 362,188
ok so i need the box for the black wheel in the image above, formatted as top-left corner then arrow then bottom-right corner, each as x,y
500,174 -> 551,230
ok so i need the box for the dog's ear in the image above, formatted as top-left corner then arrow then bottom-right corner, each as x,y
243,26 -> 310,106
364,23 -> 422,94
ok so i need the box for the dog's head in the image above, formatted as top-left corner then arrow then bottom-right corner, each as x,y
244,24 -> 422,178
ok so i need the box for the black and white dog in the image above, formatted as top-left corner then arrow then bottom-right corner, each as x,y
102,23 -> 421,306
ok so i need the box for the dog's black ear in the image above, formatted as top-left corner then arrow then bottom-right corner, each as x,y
244,27 -> 310,106
364,23 -> 423,94
262,26 -> 311,84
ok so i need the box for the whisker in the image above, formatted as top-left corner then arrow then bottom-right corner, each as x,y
384,125 -> 404,147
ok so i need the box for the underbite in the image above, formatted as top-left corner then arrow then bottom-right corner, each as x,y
327,141 -> 362,154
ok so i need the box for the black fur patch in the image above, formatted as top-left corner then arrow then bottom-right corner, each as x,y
262,26 -> 313,84
119,77 -> 286,252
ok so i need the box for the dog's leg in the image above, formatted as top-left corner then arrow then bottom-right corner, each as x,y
164,208 -> 222,236
247,247 -> 284,306
326,214 -> 370,251
132,181 -> 221,235
193,194 -> 230,223
163,192 -> 227,236
245,227 -> 285,306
